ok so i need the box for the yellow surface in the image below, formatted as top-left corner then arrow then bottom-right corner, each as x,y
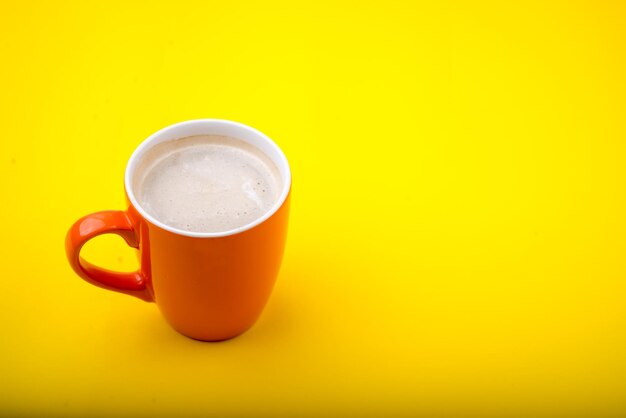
1,1 -> 626,416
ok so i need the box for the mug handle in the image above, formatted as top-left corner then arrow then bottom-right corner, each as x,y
65,210 -> 153,302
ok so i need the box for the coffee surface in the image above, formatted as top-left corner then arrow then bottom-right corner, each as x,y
134,135 -> 281,233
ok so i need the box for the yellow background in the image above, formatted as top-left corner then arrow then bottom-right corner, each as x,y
1,1 -> 625,416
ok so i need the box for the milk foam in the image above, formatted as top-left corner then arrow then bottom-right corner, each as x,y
134,135 -> 281,233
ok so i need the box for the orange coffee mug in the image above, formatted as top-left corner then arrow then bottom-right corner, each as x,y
65,119 -> 291,341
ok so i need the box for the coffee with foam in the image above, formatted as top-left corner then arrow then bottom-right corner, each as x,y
134,135 -> 282,233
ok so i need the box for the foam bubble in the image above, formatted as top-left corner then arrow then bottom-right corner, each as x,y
134,135 -> 281,233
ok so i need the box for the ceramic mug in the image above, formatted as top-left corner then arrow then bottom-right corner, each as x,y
65,119 -> 291,341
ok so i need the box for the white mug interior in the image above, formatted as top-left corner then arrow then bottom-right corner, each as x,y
124,119 -> 291,238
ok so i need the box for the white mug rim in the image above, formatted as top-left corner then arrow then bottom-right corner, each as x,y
124,119 -> 291,238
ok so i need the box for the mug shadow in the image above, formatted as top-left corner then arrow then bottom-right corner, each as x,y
237,288 -> 296,344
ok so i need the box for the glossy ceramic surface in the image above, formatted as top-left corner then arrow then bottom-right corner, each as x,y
65,120 -> 291,341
